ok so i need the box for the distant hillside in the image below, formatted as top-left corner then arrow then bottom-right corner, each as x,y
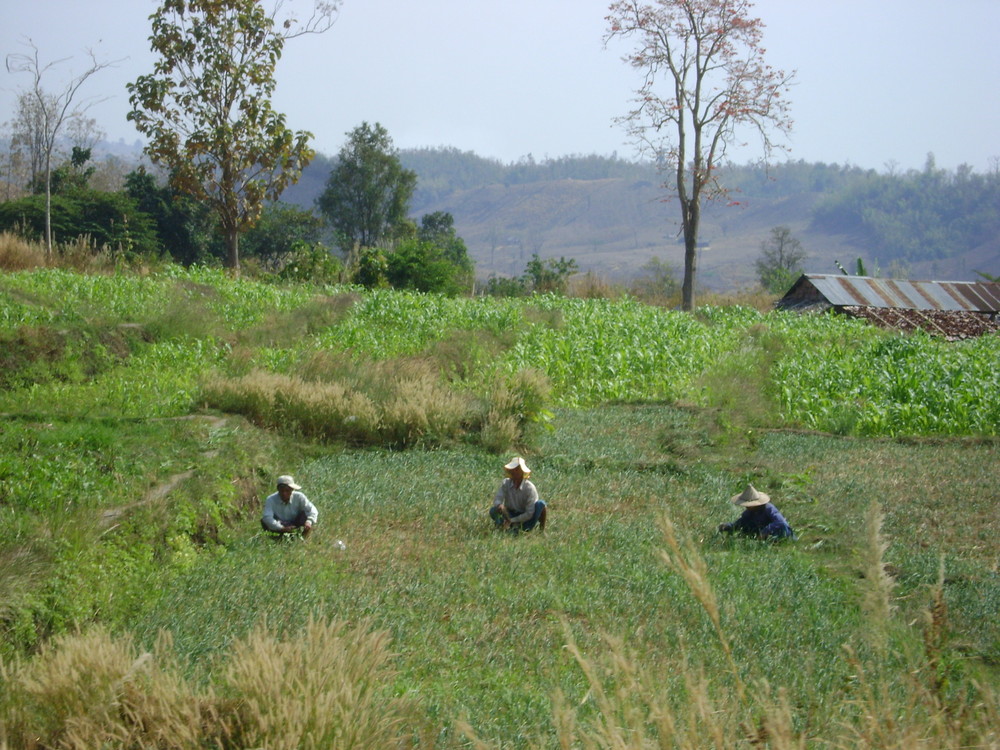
121,142 -> 1000,291
282,152 -> 840,289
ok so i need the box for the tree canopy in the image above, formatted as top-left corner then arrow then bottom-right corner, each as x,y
317,122 -> 417,250
127,0 -> 337,270
755,226 -> 806,293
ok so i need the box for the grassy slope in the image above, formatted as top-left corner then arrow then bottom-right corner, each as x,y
1,266 -> 998,747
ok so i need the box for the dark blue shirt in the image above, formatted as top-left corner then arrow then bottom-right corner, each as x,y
727,503 -> 794,539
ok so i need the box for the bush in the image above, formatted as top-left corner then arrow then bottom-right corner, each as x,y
0,190 -> 161,257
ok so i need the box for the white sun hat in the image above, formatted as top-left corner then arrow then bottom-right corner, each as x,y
276,475 -> 301,490
503,457 -> 531,476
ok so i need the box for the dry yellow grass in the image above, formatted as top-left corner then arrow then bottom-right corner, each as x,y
0,618 -> 417,750
0,232 -> 124,273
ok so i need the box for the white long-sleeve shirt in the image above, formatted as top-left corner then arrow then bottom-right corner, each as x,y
492,478 -> 539,525
262,490 -> 319,531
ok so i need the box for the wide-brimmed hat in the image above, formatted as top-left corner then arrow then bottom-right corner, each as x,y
503,456 -> 531,476
276,475 -> 301,490
731,484 -> 769,507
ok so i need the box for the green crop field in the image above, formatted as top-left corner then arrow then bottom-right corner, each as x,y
1,265 -> 998,748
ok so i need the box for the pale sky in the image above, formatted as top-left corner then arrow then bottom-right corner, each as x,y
2,0 -> 999,173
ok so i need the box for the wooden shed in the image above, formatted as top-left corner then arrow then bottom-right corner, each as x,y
776,274 -> 1000,339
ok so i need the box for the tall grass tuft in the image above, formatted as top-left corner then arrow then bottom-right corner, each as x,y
204,351 -> 552,449
860,499 -> 896,655
202,370 -> 382,444
0,232 -> 128,274
221,616 -> 415,749
658,513 -> 746,703
0,618 -> 417,750
0,232 -> 46,271
0,627 -> 209,749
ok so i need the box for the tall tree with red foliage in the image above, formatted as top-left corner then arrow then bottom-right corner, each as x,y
605,0 -> 793,310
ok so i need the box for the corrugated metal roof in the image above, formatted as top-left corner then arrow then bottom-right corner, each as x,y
798,275 -> 1000,312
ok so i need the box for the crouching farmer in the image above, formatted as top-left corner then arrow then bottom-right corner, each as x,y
262,475 -> 318,538
489,457 -> 547,532
719,484 -> 794,540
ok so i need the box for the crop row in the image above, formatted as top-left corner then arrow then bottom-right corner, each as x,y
1,267 -> 997,436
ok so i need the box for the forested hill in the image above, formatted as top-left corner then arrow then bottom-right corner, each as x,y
282,149 -> 1000,290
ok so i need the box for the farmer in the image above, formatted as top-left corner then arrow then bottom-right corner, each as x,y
718,484 -> 794,540
261,475 -> 318,538
490,456 -> 547,532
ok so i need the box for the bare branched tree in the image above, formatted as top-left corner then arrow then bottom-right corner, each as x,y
5,39 -> 119,253
605,0 -> 794,310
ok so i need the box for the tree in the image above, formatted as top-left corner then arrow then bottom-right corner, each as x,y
418,211 -> 473,283
124,166 -> 220,264
127,0 -> 338,271
5,40 -> 117,254
0,189 -> 160,256
605,0 -> 793,310
385,238 -> 466,295
631,255 -> 679,302
317,122 -> 417,250
241,201 -> 325,267
523,254 -> 578,294
755,225 -> 806,293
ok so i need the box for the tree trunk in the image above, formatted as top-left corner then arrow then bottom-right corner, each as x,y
44,160 -> 52,256
680,197 -> 700,311
225,225 -> 240,271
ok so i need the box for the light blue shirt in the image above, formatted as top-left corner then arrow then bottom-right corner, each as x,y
262,490 -> 318,532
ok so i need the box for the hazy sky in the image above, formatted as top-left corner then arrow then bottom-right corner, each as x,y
3,0 -> 999,173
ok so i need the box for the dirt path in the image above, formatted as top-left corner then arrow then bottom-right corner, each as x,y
99,415 -> 229,528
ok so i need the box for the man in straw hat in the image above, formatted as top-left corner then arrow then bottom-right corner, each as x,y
718,484 -> 794,540
489,456 -> 547,532
262,475 -> 319,538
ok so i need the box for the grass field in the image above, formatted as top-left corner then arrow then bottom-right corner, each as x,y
1,262 -> 998,748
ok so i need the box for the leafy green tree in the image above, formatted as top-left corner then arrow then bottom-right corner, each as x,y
354,247 -> 390,288
241,202 -> 325,266
318,122 -> 417,250
482,275 -> 529,297
0,189 -> 160,256
755,226 -> 806,293
127,0 -> 336,271
277,241 -> 344,283
124,167 -> 220,265
631,256 -> 679,302
523,254 -> 578,294
47,147 -> 96,195
606,0 -> 793,311
385,239 -> 465,294
418,211 -> 473,284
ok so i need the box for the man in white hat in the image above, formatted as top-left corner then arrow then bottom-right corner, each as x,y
718,484 -> 794,540
262,475 -> 319,538
489,456 -> 547,532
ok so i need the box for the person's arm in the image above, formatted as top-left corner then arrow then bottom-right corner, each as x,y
299,493 -> 319,527
492,481 -> 507,509
262,495 -> 284,532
